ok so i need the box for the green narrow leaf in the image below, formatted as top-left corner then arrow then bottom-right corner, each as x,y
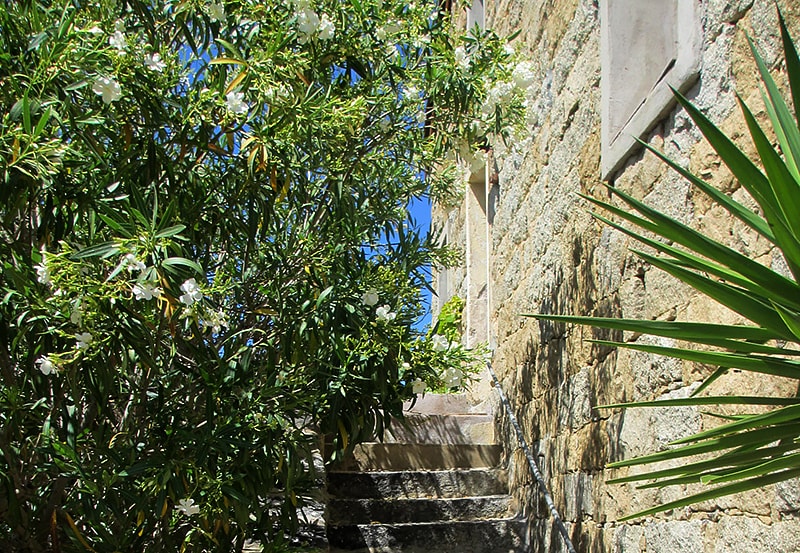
703,451 -> 800,485
673,89 -> 782,220
597,185 -> 800,307
749,34 -> 800,182
617,468 -> 800,521
209,57 -> 248,66
316,285 -> 334,309
215,38 -> 244,59
668,404 -> 800,445
599,396 -> 800,410
590,209 -> 800,313
21,91 -> 31,134
638,139 -> 774,241
779,12 -> 800,125
635,252 -> 794,338
607,424 -> 800,469
153,224 -> 187,239
773,302 -> 800,343
96,212 -> 132,238
588,339 -> 800,380
526,313 -> 795,355
608,443 -> 800,485
160,257 -> 203,275
33,106 -> 52,138
71,241 -> 120,260
739,95 -> 800,246
692,366 -> 732,397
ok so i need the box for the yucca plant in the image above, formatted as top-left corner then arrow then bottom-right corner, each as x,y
526,13 -> 800,520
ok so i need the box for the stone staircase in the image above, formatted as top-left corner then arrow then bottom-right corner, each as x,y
325,394 -> 529,553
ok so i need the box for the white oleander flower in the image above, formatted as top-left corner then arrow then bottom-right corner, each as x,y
132,281 -> 162,301
225,91 -> 249,115
442,367 -> 463,388
70,300 -> 83,326
36,356 -> 57,376
431,334 -> 448,352
204,310 -> 228,333
123,253 -> 146,273
385,44 -> 399,61
176,498 -> 200,516
144,52 -> 166,72
361,289 -> 379,306
375,305 -> 396,322
318,14 -> 335,40
296,7 -> 319,42
411,378 -> 427,394
511,61 -> 536,90
75,332 -> 93,351
207,2 -> 225,23
35,262 -> 50,285
403,84 -> 420,101
179,278 -> 203,306
454,46 -> 470,71
109,30 -> 126,54
93,77 -> 122,104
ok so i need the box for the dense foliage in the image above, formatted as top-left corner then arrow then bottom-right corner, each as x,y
0,0 -> 531,550
529,13 -> 800,519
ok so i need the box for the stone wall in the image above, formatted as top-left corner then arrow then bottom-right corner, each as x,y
434,0 -> 800,551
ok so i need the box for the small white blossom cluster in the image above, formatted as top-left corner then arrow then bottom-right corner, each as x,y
89,14 -> 178,106
75,331 -> 93,351
375,20 -> 401,42
225,91 -> 249,115
179,278 -> 203,306
293,0 -> 335,43
207,1 -> 225,23
109,19 -> 126,55
144,52 -> 166,72
176,498 -> 200,516
124,254 -> 163,302
430,334 -> 449,352
36,356 -> 57,376
442,367 -> 463,388
376,305 -> 396,322
93,76 -> 122,105
454,46 -> 470,72
361,289 -> 396,323
35,251 -> 51,286
511,61 -> 535,89
402,84 -> 427,125
429,334 -> 465,388
482,81 -> 514,118
203,309 -> 229,334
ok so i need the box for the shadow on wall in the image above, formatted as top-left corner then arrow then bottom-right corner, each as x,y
506,219 -> 630,551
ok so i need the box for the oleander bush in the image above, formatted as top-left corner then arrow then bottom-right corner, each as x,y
0,0 -> 531,550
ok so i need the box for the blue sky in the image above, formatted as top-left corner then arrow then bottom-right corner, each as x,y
408,195 -> 433,331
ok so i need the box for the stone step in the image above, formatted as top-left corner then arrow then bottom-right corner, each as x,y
326,468 -> 509,500
327,517 -> 529,553
385,414 -> 495,445
327,495 -> 512,525
334,443 -> 503,472
402,393 -> 481,415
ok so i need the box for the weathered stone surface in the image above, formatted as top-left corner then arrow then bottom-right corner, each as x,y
327,518 -> 529,553
713,515 -> 800,552
326,469 -> 509,500
433,0 -> 800,551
